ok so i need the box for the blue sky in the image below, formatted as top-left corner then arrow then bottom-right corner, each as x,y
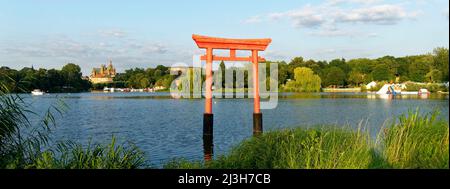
0,0 -> 448,75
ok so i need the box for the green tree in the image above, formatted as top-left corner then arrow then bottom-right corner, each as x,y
408,61 -> 430,82
324,67 -> 345,87
284,67 -> 321,92
426,69 -> 442,83
432,47 -> 449,81
61,63 -> 85,91
371,65 -> 391,81
348,71 -> 365,86
139,77 -> 150,88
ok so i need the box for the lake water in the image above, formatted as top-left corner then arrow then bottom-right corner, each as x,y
25,92 -> 449,167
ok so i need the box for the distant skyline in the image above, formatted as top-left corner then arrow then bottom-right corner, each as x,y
0,0 -> 448,75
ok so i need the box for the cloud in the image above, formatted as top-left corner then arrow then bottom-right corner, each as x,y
325,0 -> 382,6
367,32 -> 379,38
242,16 -> 263,24
98,29 -> 127,38
309,29 -> 357,37
267,5 -> 327,28
0,31 -> 182,74
334,4 -> 417,25
263,50 -> 289,61
309,28 -> 379,38
243,1 -> 419,37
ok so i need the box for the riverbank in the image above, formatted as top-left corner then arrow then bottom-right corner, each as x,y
165,110 -> 449,169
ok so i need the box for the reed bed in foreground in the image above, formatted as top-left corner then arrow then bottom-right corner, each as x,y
380,110 -> 449,169
165,110 -> 449,169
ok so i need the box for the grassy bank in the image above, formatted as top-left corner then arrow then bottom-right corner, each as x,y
165,110 -> 449,169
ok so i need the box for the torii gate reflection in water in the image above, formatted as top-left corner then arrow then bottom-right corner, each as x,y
192,34 -> 272,161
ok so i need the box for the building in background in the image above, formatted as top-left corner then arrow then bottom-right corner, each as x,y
90,60 -> 116,84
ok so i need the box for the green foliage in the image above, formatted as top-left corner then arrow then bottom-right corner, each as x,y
0,63 -> 91,93
278,47 -> 448,89
404,83 -> 448,92
371,65 -> 392,81
165,110 -> 449,169
380,110 -> 449,169
348,71 -> 365,86
208,127 -> 373,169
0,84 -> 145,169
426,69 -> 443,83
284,67 -> 321,92
163,158 -> 204,169
0,83 -> 63,168
323,66 -> 346,87
27,137 -> 145,169
432,47 -> 449,81
113,65 -> 173,89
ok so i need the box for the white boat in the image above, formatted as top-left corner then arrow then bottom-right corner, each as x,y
31,89 -> 44,96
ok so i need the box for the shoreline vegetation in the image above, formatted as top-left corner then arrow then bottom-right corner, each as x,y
1,84 -> 448,169
1,47 -> 448,94
165,110 -> 449,169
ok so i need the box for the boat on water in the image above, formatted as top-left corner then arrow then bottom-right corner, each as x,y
31,89 -> 45,96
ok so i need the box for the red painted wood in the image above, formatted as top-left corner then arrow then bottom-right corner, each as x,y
205,48 -> 213,114
200,55 -> 266,62
252,50 -> 260,113
193,34 -> 271,51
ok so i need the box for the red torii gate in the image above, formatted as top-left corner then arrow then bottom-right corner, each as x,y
192,34 -> 272,146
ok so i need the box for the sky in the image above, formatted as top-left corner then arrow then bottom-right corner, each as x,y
0,0 -> 448,75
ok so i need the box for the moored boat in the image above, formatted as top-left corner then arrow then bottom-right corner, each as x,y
31,89 -> 44,96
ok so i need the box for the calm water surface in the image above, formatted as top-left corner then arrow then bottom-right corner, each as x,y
25,92 -> 449,167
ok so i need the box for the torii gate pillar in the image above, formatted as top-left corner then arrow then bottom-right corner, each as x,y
252,50 -> 263,135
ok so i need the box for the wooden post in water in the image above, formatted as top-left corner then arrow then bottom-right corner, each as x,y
203,47 -> 214,161
252,50 -> 263,136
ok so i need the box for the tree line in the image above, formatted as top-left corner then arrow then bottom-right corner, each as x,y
274,47 -> 448,92
0,63 -> 90,93
1,47 -> 448,93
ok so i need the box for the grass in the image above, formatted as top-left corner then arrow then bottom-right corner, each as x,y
165,110 -> 449,169
2,77 -> 448,169
380,110 -> 449,169
1,80 -> 146,169
24,136 -> 145,169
